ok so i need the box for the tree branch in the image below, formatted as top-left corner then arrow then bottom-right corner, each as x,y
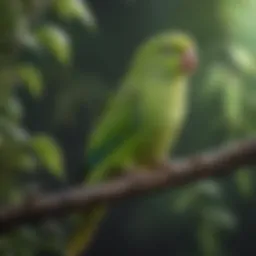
1,138 -> 256,234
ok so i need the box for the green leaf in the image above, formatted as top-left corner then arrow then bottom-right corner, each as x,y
197,219 -> 220,256
196,181 -> 222,200
202,63 -> 234,102
222,71 -> 243,129
18,64 -> 43,98
53,0 -> 97,30
30,134 -> 64,178
36,24 -> 71,64
234,168 -> 253,198
16,15 -> 39,51
3,97 -> 23,122
0,67 -> 19,103
202,206 -> 237,231
0,118 -> 30,144
203,63 -> 227,95
172,181 -> 222,213
172,185 -> 200,213
228,44 -> 256,75
17,153 -> 37,172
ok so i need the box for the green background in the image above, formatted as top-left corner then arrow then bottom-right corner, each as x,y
1,0 -> 256,255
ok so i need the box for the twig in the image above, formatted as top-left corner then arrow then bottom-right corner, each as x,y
1,138 -> 256,234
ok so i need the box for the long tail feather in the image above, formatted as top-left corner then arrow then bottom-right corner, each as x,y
66,205 -> 107,256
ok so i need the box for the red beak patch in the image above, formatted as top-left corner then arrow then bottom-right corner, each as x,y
181,48 -> 198,73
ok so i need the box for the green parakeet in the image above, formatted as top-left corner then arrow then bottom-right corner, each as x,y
67,31 -> 198,256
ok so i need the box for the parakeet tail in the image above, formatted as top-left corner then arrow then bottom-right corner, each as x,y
66,204 -> 107,256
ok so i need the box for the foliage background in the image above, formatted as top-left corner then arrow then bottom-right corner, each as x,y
1,0 -> 256,255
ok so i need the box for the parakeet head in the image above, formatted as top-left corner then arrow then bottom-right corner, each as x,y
130,31 -> 198,79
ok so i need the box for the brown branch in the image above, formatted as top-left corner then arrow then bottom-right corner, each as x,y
1,138 -> 256,234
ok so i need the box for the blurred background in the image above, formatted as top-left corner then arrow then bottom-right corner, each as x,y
0,0 -> 256,255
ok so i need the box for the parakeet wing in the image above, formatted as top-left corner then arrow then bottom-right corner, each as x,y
86,85 -> 140,182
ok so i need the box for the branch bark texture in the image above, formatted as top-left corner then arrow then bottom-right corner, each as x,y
1,138 -> 256,234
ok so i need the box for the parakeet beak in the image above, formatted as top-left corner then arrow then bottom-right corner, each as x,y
181,47 -> 198,73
